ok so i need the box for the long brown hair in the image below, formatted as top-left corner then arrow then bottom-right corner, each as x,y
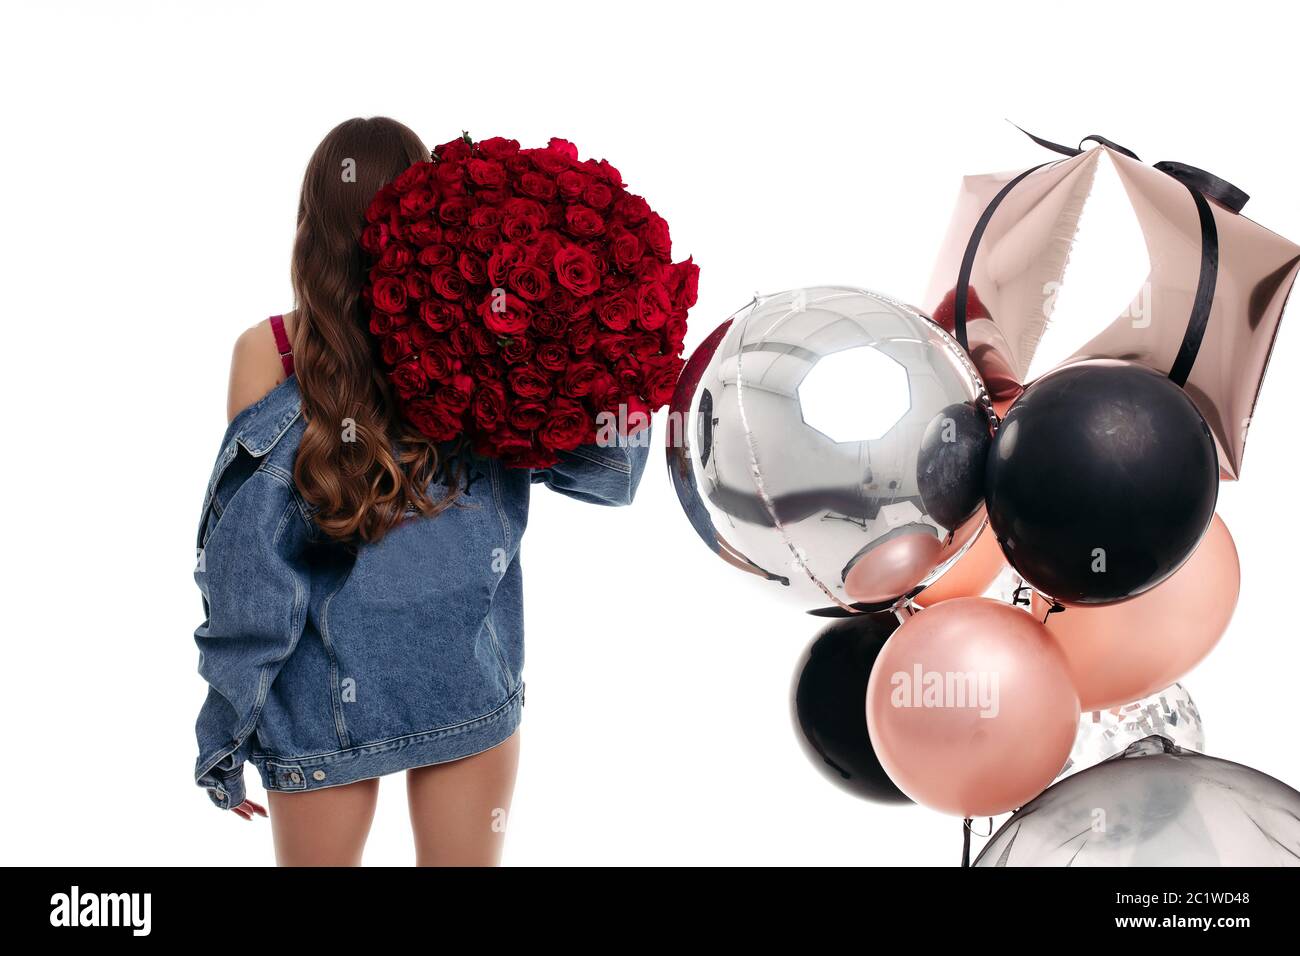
291,117 -> 459,543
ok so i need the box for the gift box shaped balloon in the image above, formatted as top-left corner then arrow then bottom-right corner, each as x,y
925,130 -> 1300,479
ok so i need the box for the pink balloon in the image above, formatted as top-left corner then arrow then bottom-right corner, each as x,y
1032,513 -> 1239,711
866,598 -> 1080,817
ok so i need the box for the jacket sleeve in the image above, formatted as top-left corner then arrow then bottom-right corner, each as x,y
531,429 -> 652,506
193,467 -> 311,809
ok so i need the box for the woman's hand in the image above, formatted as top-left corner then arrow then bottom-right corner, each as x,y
231,799 -> 268,821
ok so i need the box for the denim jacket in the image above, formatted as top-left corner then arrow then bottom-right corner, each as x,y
193,376 -> 649,808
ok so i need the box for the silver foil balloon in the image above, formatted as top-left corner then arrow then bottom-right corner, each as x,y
1058,683 -> 1204,781
975,736 -> 1300,867
666,287 -> 994,612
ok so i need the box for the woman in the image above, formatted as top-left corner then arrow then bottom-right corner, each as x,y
193,117 -> 648,865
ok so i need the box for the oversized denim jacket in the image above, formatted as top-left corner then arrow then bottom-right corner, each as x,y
193,376 -> 649,809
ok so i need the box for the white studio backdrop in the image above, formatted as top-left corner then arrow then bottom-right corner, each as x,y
1,0 -> 1297,866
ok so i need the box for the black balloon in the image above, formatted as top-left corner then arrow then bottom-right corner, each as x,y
790,612 -> 910,803
917,401 -> 994,531
985,361 -> 1218,606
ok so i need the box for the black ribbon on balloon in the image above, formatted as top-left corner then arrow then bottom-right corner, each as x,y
951,127 -> 1248,389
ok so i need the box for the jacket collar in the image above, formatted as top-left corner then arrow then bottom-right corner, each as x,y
232,376 -> 302,458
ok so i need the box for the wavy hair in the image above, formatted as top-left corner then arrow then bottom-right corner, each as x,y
290,117 -> 461,543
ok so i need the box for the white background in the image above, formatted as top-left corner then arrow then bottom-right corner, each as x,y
2,0 -> 1298,866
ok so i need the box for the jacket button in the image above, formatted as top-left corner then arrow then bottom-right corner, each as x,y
312,770 -> 326,781
289,771 -> 302,784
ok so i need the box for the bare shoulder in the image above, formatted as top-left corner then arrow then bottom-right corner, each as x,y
227,314 -> 296,422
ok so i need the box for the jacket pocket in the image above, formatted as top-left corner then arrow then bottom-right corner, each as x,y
484,616 -> 516,695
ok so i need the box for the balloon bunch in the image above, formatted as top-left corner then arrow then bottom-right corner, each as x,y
666,271 -> 1291,863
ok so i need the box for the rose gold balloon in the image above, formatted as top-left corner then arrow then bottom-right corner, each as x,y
1032,513 -> 1239,712
842,527 -> 945,605
914,524 -> 1008,608
866,598 -> 1079,817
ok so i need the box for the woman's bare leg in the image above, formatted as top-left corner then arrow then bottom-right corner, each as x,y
406,731 -> 521,866
266,777 -> 380,866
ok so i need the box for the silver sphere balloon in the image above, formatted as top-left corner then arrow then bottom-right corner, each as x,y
975,736 -> 1300,867
1058,683 -> 1204,781
666,287 -> 994,612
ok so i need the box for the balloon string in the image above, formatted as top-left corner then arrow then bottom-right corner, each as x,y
961,816 -> 996,866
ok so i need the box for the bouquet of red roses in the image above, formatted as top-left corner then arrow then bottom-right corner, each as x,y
360,134 -> 698,468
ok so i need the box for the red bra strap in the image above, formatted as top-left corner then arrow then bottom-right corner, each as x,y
269,314 -> 295,377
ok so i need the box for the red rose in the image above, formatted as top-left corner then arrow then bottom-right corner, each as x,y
404,270 -> 430,301
399,189 -> 437,218
369,310 -> 397,335
471,380 -> 508,431
393,163 -> 433,193
531,231 -> 565,267
609,228 -> 642,271
467,158 -> 506,188
434,137 -> 471,161
595,295 -> 635,331
535,342 -> 569,372
483,426 -> 532,460
636,282 -> 672,331
596,334 -> 634,363
430,266 -> 467,300
436,374 -> 474,412
471,325 -> 495,355
632,331 -> 662,361
614,193 -> 650,224
405,396 -> 463,442
372,276 -> 407,313
557,169 -> 587,199
419,299 -> 463,333
561,361 -> 600,397
391,359 -> 428,398
547,138 -> 580,162
507,264 -> 551,302
404,220 -> 442,245
583,182 -> 613,209
499,335 -> 534,365
641,213 -> 671,259
508,402 -> 548,431
642,355 -> 682,407
507,365 -> 553,400
668,257 -> 700,309
487,243 -> 525,286
553,245 -> 601,297
532,310 -> 569,337
457,251 -> 487,285
418,243 -> 455,267
360,223 -> 390,255
479,292 -> 532,335
530,150 -> 571,177
519,171 -> 557,201
468,206 -> 501,228
419,342 -> 459,380
438,196 -> 472,225
381,330 -> 413,365
539,399 -> 588,452
564,204 -> 605,238
467,227 -> 500,256
477,137 -> 521,160
568,318 -> 597,354
664,311 -> 688,351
